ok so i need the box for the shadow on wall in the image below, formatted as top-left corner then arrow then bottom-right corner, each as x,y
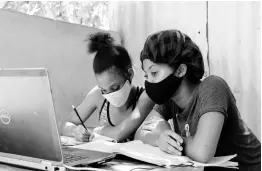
0,9 -> 120,130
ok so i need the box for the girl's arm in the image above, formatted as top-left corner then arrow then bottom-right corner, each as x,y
97,91 -> 155,142
61,86 -> 103,137
134,109 -> 172,146
183,77 -> 227,163
182,112 -> 224,163
135,110 -> 225,163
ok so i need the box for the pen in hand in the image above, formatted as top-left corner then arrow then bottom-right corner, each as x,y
72,105 -> 116,143
72,105 -> 89,131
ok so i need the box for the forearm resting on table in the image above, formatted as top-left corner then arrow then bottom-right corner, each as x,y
61,122 -> 77,137
98,125 -> 129,142
98,117 -> 152,142
98,107 -> 154,142
182,136 -> 212,163
136,126 -> 212,163
182,132 -> 223,163
135,120 -> 171,146
134,130 -> 160,146
182,112 -> 224,163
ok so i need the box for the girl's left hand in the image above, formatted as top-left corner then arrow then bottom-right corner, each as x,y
93,126 -> 104,134
88,126 -> 104,142
156,130 -> 183,156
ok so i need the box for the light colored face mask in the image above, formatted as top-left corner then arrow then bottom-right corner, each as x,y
102,80 -> 132,107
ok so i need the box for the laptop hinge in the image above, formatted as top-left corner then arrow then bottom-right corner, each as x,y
41,161 -> 65,171
41,161 -> 53,170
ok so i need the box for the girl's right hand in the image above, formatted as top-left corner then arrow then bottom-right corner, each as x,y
73,125 -> 92,142
156,130 -> 184,156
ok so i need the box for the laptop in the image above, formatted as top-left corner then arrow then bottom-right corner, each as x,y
0,68 -> 116,171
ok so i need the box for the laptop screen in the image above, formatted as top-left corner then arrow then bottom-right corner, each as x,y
0,69 -> 63,162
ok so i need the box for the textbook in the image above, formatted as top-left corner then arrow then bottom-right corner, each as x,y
61,136 -> 238,168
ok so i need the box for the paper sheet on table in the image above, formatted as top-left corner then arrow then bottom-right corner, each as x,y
60,136 -> 84,146
73,140 -> 238,168
60,133 -> 116,146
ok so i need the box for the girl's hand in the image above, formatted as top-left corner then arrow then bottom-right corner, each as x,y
156,130 -> 183,156
93,126 -> 104,134
73,125 -> 92,142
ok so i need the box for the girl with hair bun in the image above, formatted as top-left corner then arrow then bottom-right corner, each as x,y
62,32 -> 154,143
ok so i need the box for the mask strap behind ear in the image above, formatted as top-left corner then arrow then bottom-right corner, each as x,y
126,67 -> 135,84
172,63 -> 182,76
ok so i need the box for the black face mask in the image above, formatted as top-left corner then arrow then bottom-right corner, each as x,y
145,74 -> 183,105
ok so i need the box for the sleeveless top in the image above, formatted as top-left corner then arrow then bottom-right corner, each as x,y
98,86 -> 144,142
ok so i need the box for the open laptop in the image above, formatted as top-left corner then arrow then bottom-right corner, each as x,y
0,68 -> 116,171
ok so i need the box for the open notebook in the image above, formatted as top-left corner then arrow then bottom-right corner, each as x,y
61,133 -> 116,146
61,136 -> 238,168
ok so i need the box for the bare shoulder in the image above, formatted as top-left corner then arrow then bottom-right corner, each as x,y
84,86 -> 105,108
137,90 -> 153,103
136,90 -> 155,112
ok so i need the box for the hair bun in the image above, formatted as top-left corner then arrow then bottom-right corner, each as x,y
88,32 -> 115,53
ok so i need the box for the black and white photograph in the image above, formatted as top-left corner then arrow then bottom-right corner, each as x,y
0,1 -> 260,171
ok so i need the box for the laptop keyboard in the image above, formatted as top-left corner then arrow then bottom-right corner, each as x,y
63,153 -> 90,163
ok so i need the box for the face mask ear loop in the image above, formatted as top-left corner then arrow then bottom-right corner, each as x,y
172,63 -> 182,78
126,67 -> 135,84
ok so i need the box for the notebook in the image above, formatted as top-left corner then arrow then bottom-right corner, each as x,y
72,140 -> 238,168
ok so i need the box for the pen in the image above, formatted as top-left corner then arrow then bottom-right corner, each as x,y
72,105 -> 116,143
72,105 -> 88,131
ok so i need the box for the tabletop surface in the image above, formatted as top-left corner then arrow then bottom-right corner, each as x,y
0,157 -> 204,171
0,132 -> 204,171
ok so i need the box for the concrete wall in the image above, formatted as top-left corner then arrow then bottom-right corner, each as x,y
109,1 -> 261,139
108,1 -> 209,87
208,1 -> 261,139
0,1 -> 260,139
0,9 -> 120,130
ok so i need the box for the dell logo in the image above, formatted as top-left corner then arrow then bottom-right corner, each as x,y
0,109 -> 11,124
